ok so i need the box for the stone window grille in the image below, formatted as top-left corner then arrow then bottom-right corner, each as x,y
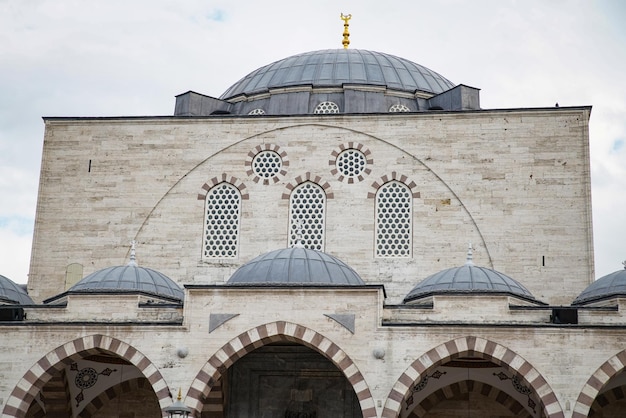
288,182 -> 326,250
375,181 -> 412,257
252,150 -> 283,179
336,149 -> 367,178
204,183 -> 241,259
389,104 -> 411,112
314,101 -> 340,114
248,108 -> 266,115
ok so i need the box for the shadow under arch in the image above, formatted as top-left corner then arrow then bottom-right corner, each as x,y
408,380 -> 533,418
382,336 -> 563,418
186,320 -> 376,417
2,334 -> 171,418
573,349 -> 626,417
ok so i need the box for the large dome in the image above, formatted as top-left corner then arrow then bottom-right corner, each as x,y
404,264 -> 536,303
59,265 -> 184,302
0,274 -> 33,305
220,49 -> 455,99
227,247 -> 365,286
573,264 -> 626,305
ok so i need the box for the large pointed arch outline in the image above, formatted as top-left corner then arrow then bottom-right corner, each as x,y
572,349 -> 626,417
186,320 -> 376,417
1,334 -> 171,418
382,336 -> 563,418
131,123 -> 493,267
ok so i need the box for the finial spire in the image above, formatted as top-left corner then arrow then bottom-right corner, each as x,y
176,388 -> 183,401
340,13 -> 351,49
465,243 -> 474,266
128,240 -> 138,266
622,260 -> 626,270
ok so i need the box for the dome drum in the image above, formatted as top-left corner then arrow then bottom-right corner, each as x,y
173,49 -> 480,116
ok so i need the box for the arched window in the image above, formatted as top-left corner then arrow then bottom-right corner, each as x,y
314,101 -> 340,114
375,181 -> 412,257
288,182 -> 326,250
65,263 -> 83,290
204,183 -> 241,259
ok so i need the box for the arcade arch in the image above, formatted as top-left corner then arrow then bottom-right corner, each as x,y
2,335 -> 169,418
574,350 -> 626,417
186,321 -> 376,417
383,336 -> 562,418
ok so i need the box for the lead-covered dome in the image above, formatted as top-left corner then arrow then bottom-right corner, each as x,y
404,263 -> 536,303
0,274 -> 34,305
573,264 -> 626,305
61,265 -> 184,302
227,247 -> 364,286
220,49 -> 455,99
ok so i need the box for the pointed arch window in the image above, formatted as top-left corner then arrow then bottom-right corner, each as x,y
204,183 -> 241,259
375,181 -> 412,257
288,182 -> 326,250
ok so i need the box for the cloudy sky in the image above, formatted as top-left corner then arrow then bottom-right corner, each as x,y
1,0 -> 624,284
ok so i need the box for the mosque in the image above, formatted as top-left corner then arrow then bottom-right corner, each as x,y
1,16 -> 626,418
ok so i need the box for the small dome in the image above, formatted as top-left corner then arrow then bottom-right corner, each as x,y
220,49 -> 455,99
404,264 -> 536,303
0,274 -> 34,305
573,264 -> 626,305
227,247 -> 365,286
66,265 -> 184,302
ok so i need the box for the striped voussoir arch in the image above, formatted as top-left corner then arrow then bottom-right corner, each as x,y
186,321 -> 376,417
1,334 -> 171,418
572,349 -> 626,417
382,336 -> 563,418
407,380 -> 533,418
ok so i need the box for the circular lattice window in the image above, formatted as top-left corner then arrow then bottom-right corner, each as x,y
389,104 -> 411,112
375,181 -> 412,257
204,183 -> 241,259
252,150 -> 283,179
248,108 -> 265,115
336,149 -> 367,179
289,183 -> 325,251
314,101 -> 340,114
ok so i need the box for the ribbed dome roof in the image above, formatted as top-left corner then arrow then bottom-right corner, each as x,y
66,265 -> 184,302
573,264 -> 626,305
404,263 -> 536,303
220,49 -> 455,99
0,274 -> 33,305
227,247 -> 365,286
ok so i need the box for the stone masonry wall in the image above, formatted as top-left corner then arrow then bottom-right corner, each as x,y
29,108 -> 593,305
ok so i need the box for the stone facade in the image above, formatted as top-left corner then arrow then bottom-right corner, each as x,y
29,109 -> 593,306
2,48 -> 623,418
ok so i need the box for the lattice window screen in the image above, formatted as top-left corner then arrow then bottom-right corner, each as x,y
375,181 -> 412,257
204,183 -> 241,259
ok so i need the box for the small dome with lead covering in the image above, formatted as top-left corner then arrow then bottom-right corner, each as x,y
227,247 -> 364,286
64,265 -> 184,302
0,274 -> 34,305
404,245 -> 536,303
44,242 -> 184,303
573,261 -> 626,305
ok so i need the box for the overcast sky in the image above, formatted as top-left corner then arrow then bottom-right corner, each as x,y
1,0 -> 624,285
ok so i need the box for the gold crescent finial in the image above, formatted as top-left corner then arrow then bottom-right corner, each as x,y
340,13 -> 351,49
